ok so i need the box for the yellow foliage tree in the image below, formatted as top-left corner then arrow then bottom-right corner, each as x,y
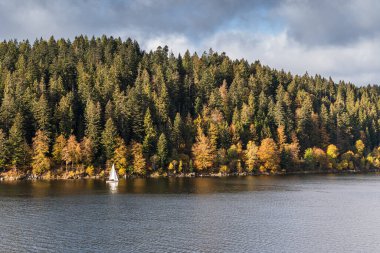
327,144 -> 339,159
244,140 -> 259,172
257,138 -> 280,173
52,134 -> 66,164
62,135 -> 81,170
339,151 -> 355,170
355,140 -> 365,156
277,125 -> 287,151
32,130 -> 51,175
113,138 -> 128,175
131,142 -> 146,175
326,144 -> 339,169
81,137 -> 94,166
192,127 -> 216,171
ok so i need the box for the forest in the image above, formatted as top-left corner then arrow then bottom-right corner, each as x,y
0,35 -> 380,178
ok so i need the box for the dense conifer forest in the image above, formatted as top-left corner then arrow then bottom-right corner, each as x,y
0,35 -> 380,177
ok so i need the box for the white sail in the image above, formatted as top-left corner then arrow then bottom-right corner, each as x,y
108,164 -> 119,182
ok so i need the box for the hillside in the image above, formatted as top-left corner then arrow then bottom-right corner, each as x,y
0,36 -> 379,176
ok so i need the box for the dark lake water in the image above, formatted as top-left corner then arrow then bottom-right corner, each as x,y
1,174 -> 380,252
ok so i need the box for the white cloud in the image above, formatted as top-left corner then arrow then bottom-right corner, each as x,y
143,34 -> 197,54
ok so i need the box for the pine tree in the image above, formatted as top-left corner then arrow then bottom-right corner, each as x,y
85,100 -> 101,153
296,96 -> 313,150
0,129 -> 6,169
157,133 -> 168,168
172,112 -> 183,151
142,109 -> 157,156
33,94 -> 53,142
7,113 -> 28,168
56,93 -> 74,137
101,118 -> 118,161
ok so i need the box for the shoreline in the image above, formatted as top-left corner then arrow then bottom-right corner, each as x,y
1,169 -> 379,181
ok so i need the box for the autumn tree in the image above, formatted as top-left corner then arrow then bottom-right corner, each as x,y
355,140 -> 365,156
304,147 -> 328,171
257,138 -> 280,173
192,127 -> 216,171
131,142 -> 146,175
326,144 -> 339,170
52,134 -> 67,165
62,135 -> 81,170
81,137 -> 94,166
32,130 -> 51,175
113,137 -> 128,175
244,140 -> 258,172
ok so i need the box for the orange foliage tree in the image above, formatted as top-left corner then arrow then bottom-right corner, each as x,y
257,138 -> 280,173
192,127 -> 216,171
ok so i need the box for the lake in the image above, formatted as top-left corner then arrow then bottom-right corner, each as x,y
1,175 -> 380,252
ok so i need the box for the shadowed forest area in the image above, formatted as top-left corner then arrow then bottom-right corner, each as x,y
0,36 -> 379,178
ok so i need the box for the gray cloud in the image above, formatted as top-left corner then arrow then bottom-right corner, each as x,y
278,0 -> 380,46
0,0 -> 379,85
0,0 -> 275,41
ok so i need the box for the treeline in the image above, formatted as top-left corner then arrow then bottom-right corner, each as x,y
0,35 -> 380,176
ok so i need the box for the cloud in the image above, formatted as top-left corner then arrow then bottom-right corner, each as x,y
209,31 -> 380,85
277,0 -> 380,46
0,0 -> 379,85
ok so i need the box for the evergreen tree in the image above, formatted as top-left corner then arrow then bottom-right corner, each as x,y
7,113 -> 28,168
33,94 -> 53,142
56,93 -> 74,137
172,113 -> 183,151
85,100 -> 101,153
101,118 -> 118,161
0,129 -> 6,169
157,133 -> 168,168
142,109 -> 157,156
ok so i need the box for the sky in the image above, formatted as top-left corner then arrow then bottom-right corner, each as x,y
0,0 -> 379,86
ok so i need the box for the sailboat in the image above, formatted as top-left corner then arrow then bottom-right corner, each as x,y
106,164 -> 119,183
